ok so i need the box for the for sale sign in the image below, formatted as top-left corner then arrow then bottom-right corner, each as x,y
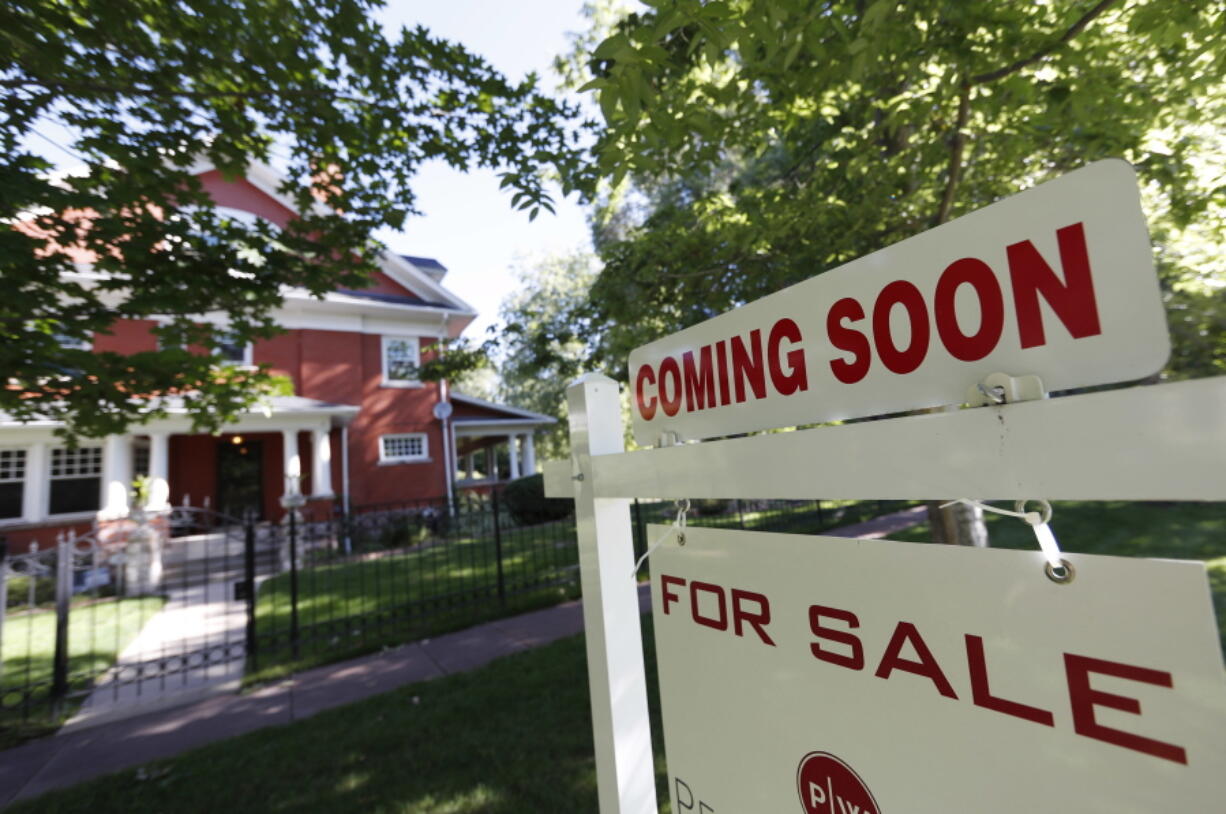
628,160 -> 1168,445
650,526 -> 1226,813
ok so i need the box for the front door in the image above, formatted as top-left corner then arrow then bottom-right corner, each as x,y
216,438 -> 264,520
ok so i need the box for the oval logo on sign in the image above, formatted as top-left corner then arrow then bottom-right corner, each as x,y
797,751 -> 880,814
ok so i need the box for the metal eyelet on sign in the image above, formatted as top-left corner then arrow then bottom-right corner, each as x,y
1044,558 -> 1075,585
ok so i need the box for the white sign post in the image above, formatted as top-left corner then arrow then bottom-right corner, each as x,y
547,161 -> 1226,813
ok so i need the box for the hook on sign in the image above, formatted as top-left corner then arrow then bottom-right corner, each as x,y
940,498 -> 1074,585
632,499 -> 689,577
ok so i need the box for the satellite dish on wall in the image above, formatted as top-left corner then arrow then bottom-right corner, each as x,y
433,401 -> 453,420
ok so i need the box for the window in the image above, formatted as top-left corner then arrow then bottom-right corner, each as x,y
380,434 -> 428,463
381,336 -> 420,386
0,449 -> 25,520
215,330 -> 252,366
49,446 -> 102,515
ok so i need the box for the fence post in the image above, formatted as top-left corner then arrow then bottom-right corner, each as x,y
567,373 -> 657,814
243,515 -> 259,673
0,537 -> 7,688
52,532 -> 72,716
289,510 -> 300,661
492,489 -> 506,607
632,499 -> 645,562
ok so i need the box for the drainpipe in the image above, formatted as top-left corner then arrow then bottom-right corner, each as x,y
341,423 -> 351,553
438,314 -> 454,512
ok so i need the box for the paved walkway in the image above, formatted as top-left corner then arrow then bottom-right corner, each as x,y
65,578 -> 249,730
0,506 -> 927,808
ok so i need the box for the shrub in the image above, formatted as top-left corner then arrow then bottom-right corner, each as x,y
501,474 -> 573,526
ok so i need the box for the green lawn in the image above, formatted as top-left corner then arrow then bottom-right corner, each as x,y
1,595 -> 165,746
249,518 -> 580,682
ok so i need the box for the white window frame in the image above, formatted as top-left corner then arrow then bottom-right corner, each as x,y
379,433 -> 429,464
215,329 -> 254,367
381,335 -> 422,388
47,445 -> 104,517
0,447 -> 27,522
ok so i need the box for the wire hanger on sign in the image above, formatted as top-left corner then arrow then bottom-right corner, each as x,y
632,499 -> 689,577
940,498 -> 1074,584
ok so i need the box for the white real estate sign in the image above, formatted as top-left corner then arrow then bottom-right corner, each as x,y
628,160 -> 1168,445
650,525 -> 1226,813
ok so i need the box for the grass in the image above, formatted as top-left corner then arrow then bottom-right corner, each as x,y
248,517 -> 580,682
8,622 -> 670,814
1,595 -> 165,746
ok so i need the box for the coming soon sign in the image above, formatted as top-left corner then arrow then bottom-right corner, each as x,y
651,526 -> 1226,813
628,160 -> 1168,445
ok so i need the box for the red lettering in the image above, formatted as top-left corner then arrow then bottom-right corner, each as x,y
809,605 -> 864,670
966,634 -> 1053,726
731,589 -> 775,646
827,297 -> 871,384
935,259 -> 1005,362
767,318 -> 808,396
683,347 -> 717,412
690,581 -> 727,631
661,575 -> 685,615
872,281 -> 930,375
658,356 -> 683,417
1064,653 -> 1186,764
731,329 -> 766,403
874,621 -> 957,698
634,365 -> 657,421
715,339 -> 731,406
1007,222 -> 1102,349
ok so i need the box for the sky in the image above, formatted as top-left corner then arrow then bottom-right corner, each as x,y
375,0 -> 596,340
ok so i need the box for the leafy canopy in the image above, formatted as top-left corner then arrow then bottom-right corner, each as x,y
0,0 -> 586,439
567,0 -> 1225,375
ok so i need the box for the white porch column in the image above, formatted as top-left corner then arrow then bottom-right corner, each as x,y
485,446 -> 496,481
282,429 -> 302,496
101,434 -> 132,518
507,433 -> 521,480
146,432 -> 170,511
311,425 -> 333,497
522,433 -> 536,475
465,452 -> 475,480
23,441 -> 48,523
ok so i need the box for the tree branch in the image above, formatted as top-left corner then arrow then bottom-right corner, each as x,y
968,0 -> 1120,85
0,76 -> 371,105
934,82 -> 970,227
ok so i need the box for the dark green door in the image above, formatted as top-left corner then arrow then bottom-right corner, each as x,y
216,439 -> 264,520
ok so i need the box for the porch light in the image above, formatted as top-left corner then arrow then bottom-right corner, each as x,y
230,435 -> 244,445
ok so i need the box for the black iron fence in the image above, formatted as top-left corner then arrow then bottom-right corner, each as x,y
1,493 -> 918,746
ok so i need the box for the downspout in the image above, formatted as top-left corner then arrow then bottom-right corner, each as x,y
341,423 -> 351,554
439,314 -> 454,512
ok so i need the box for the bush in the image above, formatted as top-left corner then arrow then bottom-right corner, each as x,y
501,474 -> 573,526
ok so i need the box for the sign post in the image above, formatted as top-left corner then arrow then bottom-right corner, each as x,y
566,373 -> 657,814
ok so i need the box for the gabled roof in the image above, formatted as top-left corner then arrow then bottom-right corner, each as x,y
186,158 -> 477,325
450,392 -> 556,426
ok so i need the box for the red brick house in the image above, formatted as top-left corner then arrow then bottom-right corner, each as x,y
0,162 -> 553,549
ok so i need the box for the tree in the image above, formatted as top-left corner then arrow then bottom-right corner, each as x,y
557,0 -> 1224,543
0,0 -> 586,440
497,250 -> 601,461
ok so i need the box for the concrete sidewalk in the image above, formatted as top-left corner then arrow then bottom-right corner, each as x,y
0,506 -> 926,807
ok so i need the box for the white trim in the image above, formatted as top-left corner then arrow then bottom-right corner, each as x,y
450,392 -> 557,423
379,433 -> 429,464
381,335 -> 422,388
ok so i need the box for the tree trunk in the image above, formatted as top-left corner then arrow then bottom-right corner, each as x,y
926,500 -> 988,547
